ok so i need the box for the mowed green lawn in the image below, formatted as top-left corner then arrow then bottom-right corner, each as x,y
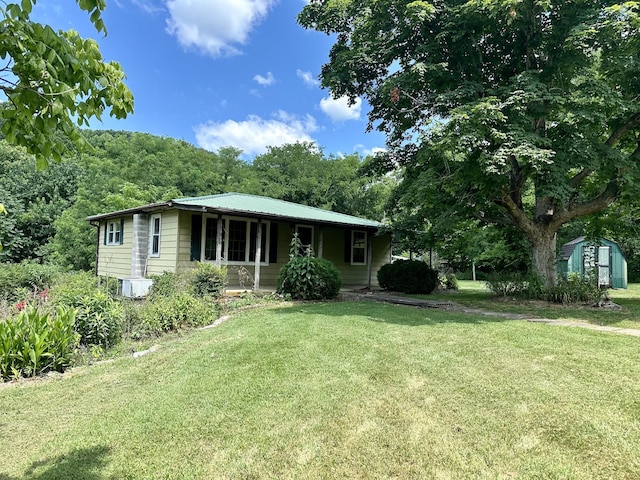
1,301 -> 639,479
428,281 -> 640,330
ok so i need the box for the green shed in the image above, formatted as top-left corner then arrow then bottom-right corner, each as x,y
558,237 -> 627,289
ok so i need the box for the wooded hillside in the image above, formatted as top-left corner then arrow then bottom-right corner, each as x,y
0,130 -> 392,270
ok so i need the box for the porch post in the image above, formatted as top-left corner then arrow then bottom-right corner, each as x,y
318,228 -> 323,258
254,220 -> 262,291
367,231 -> 373,289
216,215 -> 223,267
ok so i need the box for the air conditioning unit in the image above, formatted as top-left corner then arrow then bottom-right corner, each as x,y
120,278 -> 153,298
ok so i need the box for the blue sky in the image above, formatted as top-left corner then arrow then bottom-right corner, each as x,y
32,0 -> 387,160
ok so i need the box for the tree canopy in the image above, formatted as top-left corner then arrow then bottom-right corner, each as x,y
0,0 -> 134,167
299,0 -> 640,286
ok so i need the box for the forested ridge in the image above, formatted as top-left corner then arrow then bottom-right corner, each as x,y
2,128 -> 640,280
0,130 -> 393,270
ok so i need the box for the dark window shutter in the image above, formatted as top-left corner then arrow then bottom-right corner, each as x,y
190,215 -> 202,261
103,222 -> 107,245
344,229 -> 352,263
269,222 -> 278,263
119,219 -> 125,245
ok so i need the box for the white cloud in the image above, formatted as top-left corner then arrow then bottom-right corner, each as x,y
131,0 -> 163,14
362,146 -> 387,157
194,111 -> 318,156
319,95 -> 362,122
296,69 -> 320,88
165,0 -> 276,57
254,72 -> 275,86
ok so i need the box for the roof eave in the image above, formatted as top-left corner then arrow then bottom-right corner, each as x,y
87,201 -> 383,230
85,201 -> 172,222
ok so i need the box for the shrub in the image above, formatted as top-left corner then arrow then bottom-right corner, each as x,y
49,272 -> 123,348
189,262 -> 227,298
0,306 -> 78,380
486,272 -> 604,304
377,260 -> 438,294
48,271 -> 100,306
312,257 -> 342,299
74,291 -> 124,348
485,273 -> 530,298
0,261 -> 62,302
543,272 -> 604,304
439,273 -> 459,290
147,271 -> 179,300
277,236 -> 342,300
140,292 -> 218,335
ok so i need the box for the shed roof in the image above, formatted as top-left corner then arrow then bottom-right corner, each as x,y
87,193 -> 383,229
560,236 -> 585,261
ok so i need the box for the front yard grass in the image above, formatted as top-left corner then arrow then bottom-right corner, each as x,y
1,301 -> 639,479
427,280 -> 640,330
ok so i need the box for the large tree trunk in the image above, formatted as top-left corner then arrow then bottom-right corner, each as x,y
528,228 -> 558,288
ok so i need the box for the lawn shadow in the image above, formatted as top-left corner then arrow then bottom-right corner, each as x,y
0,445 -> 112,480
268,299 -> 510,327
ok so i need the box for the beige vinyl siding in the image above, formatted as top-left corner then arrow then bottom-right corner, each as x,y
176,211 -> 195,270
146,210 -> 179,276
321,227 -> 391,287
97,217 -> 133,278
370,234 -> 392,287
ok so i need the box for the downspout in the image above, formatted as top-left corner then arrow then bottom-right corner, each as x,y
90,220 -> 100,277
367,230 -> 373,289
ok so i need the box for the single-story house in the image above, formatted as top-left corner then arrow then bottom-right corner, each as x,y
558,236 -> 627,289
86,193 -> 392,296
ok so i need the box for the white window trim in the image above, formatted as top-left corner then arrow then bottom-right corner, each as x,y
106,221 -> 121,246
149,214 -> 161,258
351,230 -> 367,265
201,215 -> 271,266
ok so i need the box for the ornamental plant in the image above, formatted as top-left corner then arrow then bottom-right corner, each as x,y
0,305 -> 78,380
277,234 -> 342,300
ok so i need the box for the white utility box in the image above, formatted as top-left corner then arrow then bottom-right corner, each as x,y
120,278 -> 154,298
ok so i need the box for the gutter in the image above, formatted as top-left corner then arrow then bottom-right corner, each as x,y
89,220 -> 100,276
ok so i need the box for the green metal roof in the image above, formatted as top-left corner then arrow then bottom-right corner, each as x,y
87,193 -> 382,229
173,193 -> 382,228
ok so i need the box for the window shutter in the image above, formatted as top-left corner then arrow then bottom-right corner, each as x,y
120,219 -> 124,245
344,229 -> 352,263
103,222 -> 108,245
190,215 -> 202,261
269,223 -> 278,263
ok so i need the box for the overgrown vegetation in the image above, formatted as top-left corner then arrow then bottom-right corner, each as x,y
0,261 -> 61,302
377,260 -> 438,294
277,235 -> 342,300
0,263 -> 232,380
485,272 -> 604,304
0,306 -> 77,380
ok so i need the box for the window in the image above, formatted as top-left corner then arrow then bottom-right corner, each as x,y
106,221 -> 121,245
150,214 -> 161,257
204,217 -> 224,261
227,219 -> 247,262
202,216 -> 270,264
296,225 -> 314,255
351,230 -> 367,264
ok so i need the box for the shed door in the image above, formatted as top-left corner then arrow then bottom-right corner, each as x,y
598,246 -> 611,288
